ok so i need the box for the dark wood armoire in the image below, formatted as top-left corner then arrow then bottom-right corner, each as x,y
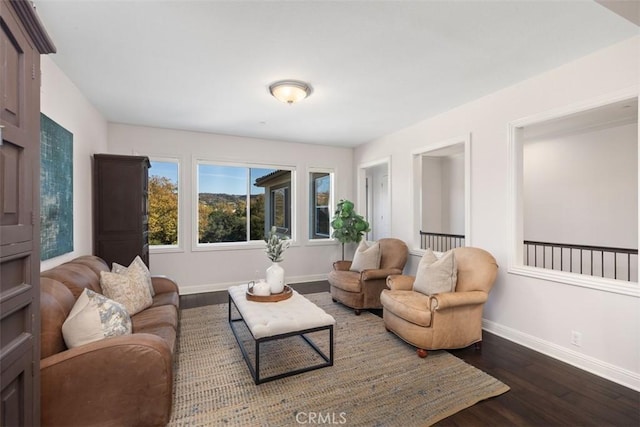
93,154 -> 150,268
0,1 -> 55,425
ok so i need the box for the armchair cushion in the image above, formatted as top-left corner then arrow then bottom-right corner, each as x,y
349,240 -> 381,272
413,249 -> 457,296
62,289 -> 132,348
380,290 -> 432,327
329,271 -> 363,293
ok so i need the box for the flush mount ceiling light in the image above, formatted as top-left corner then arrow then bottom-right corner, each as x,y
269,80 -> 312,104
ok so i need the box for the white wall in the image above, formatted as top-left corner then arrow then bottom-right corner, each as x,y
422,154 -> 464,234
354,36 -> 640,390
421,157 -> 442,232
107,124 -> 352,294
443,154 -> 465,234
524,121 -> 637,248
40,56 -> 108,271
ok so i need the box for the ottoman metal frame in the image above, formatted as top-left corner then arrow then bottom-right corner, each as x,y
228,293 -> 334,385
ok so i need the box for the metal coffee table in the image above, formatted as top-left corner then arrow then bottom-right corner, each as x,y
228,284 -> 335,384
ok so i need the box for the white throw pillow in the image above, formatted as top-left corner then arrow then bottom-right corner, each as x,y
100,268 -> 153,316
350,240 -> 381,272
62,289 -> 132,348
413,248 -> 457,296
112,255 -> 154,296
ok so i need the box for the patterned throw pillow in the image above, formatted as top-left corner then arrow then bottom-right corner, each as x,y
62,289 -> 132,348
112,256 -> 155,296
100,267 -> 153,316
349,240 -> 381,272
413,248 -> 457,296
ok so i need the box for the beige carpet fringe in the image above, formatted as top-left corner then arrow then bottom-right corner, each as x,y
168,292 -> 509,426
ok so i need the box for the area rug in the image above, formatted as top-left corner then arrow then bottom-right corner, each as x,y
168,292 -> 509,426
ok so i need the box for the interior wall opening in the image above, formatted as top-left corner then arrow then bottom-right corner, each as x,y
510,95 -> 638,291
412,136 -> 470,253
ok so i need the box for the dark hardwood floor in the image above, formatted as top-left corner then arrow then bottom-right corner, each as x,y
180,282 -> 640,426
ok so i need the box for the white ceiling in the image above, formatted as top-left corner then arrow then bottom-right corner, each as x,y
34,0 -> 638,148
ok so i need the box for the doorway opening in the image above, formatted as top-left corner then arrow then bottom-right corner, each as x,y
358,158 -> 391,241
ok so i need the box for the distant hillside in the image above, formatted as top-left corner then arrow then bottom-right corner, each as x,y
199,193 -> 262,205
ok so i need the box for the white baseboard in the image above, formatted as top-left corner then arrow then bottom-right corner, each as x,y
178,273 -> 328,295
483,319 -> 640,392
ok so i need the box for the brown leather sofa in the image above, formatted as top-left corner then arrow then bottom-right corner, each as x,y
328,238 -> 409,314
40,255 -> 179,427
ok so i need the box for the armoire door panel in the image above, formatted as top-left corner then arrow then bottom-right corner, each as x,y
0,348 -> 34,427
1,140 -> 33,247
1,10 -> 26,129
1,140 -> 21,225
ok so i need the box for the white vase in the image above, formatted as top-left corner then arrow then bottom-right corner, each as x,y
266,262 -> 285,294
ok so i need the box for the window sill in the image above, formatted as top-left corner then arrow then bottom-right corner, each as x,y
508,265 -> 639,298
150,246 -> 183,254
192,240 -> 303,252
306,239 -> 338,247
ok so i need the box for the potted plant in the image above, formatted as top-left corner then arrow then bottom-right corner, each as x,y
331,199 -> 370,260
264,226 -> 290,293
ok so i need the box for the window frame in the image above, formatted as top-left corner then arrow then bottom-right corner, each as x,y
148,156 -> 182,253
507,89 -> 639,297
269,183 -> 291,233
192,158 -> 296,251
308,168 -> 335,242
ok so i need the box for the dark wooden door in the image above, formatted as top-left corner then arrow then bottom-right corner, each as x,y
0,1 -> 54,425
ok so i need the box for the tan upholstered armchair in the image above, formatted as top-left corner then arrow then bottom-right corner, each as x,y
329,238 -> 409,315
380,247 -> 498,357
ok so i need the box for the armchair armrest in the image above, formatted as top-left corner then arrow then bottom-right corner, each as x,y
41,333 -> 172,426
152,275 -> 179,294
361,268 -> 402,281
386,274 -> 415,291
429,290 -> 488,311
333,260 -> 352,271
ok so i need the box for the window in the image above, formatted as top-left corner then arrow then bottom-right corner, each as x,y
149,159 -> 179,248
310,171 -> 333,239
196,162 -> 293,244
508,94 -> 638,295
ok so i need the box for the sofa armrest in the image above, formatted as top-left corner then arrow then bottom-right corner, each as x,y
361,268 -> 402,281
333,260 -> 352,271
152,275 -> 179,294
41,333 -> 172,427
386,274 -> 415,291
429,290 -> 488,311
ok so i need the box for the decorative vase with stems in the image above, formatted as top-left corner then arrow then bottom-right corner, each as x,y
265,226 -> 290,294
330,199 -> 370,260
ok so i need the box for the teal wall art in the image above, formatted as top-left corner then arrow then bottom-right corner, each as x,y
40,114 -> 73,260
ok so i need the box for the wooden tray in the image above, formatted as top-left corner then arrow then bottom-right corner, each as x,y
246,285 -> 292,302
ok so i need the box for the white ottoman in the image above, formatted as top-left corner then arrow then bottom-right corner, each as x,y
228,284 -> 336,384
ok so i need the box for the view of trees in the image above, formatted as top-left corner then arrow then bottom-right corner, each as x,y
198,193 -> 266,243
149,175 -> 178,245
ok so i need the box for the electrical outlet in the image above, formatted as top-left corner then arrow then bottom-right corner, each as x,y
571,330 -> 582,347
